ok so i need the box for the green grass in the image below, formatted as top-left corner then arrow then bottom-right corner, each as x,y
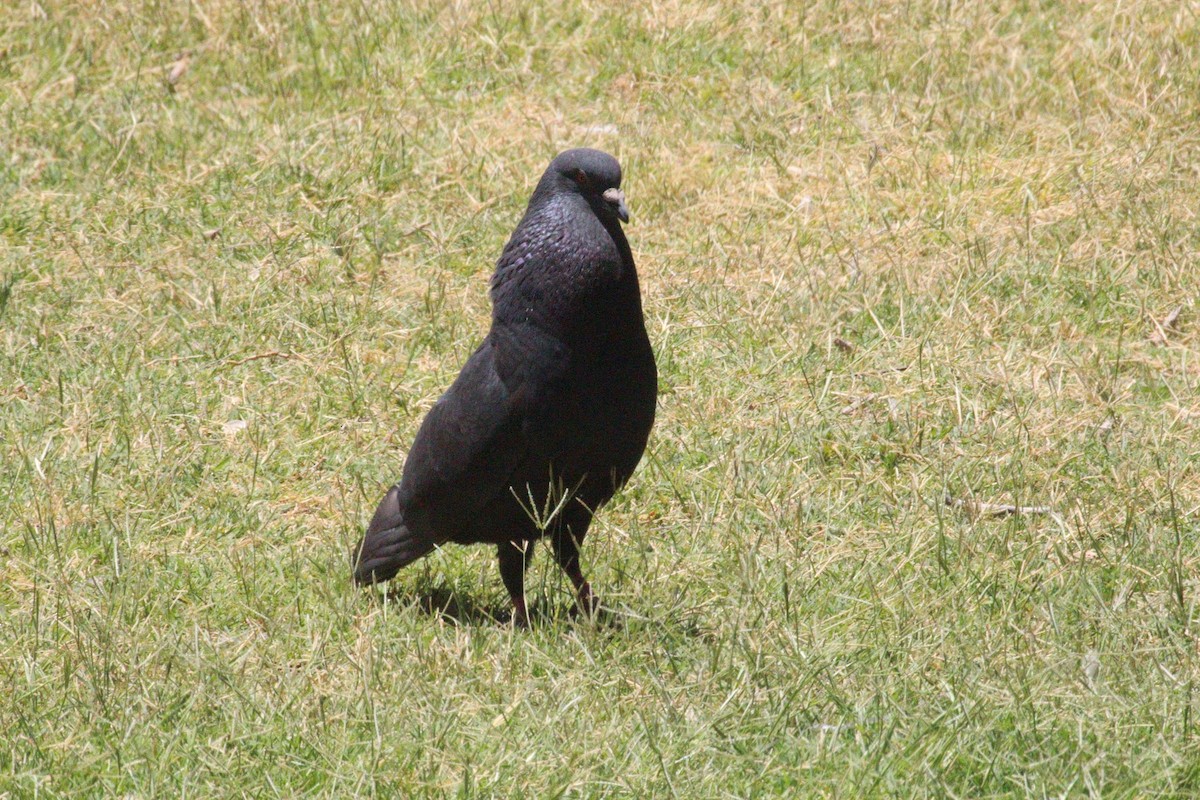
2,0 -> 1199,795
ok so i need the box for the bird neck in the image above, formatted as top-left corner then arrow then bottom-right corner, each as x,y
489,196 -> 645,343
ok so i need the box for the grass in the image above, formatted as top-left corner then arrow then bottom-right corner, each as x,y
1,0 -> 1199,795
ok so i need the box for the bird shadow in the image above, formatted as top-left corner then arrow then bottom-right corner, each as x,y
389,583 -> 505,626
385,581 -> 627,630
368,580 -> 714,642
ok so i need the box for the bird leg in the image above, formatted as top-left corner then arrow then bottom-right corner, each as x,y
551,530 -> 599,618
497,540 -> 534,628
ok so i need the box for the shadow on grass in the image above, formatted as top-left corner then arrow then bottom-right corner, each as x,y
383,581 -> 628,630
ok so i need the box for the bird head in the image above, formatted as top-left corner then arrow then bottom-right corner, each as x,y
543,148 -> 630,224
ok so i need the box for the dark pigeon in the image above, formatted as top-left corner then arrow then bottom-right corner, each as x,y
354,148 -> 657,626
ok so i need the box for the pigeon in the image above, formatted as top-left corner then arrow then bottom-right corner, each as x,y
354,148 -> 657,627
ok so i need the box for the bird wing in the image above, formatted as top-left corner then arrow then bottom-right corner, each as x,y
355,328 -> 566,584
379,323 -> 570,538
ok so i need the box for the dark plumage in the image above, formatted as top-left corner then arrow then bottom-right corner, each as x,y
354,149 -> 657,626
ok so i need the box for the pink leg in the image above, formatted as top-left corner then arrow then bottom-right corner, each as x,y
551,532 -> 600,618
498,541 -> 534,628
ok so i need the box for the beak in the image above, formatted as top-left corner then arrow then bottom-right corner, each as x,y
603,187 -> 630,223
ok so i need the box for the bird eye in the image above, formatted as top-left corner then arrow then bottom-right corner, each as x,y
572,169 -> 590,188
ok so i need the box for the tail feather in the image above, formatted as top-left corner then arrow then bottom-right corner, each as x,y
353,485 -> 436,585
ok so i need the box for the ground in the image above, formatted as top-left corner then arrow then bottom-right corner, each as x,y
1,0 -> 1199,796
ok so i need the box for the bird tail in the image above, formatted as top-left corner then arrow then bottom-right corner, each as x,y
353,485 -> 436,585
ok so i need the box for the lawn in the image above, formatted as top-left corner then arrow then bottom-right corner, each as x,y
2,0 -> 1199,796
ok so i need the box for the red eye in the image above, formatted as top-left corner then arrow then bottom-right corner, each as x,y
572,169 -> 590,187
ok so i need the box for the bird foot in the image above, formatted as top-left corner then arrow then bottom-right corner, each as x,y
571,583 -> 600,620
510,597 -> 530,629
